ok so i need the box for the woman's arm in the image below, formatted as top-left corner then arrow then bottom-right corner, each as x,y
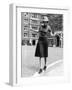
48,25 -> 54,36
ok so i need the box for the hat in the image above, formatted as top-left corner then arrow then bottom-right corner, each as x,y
43,16 -> 49,22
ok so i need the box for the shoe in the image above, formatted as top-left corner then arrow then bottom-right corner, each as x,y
43,66 -> 47,71
33,72 -> 40,77
38,69 -> 43,74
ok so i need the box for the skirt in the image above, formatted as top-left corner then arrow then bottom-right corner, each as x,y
35,37 -> 48,57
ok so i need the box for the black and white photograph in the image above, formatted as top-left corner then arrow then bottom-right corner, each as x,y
9,3 -> 71,86
21,12 -> 63,77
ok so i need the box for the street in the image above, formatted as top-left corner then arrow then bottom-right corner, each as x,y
21,46 -> 63,77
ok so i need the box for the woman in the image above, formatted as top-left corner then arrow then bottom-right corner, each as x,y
35,16 -> 52,74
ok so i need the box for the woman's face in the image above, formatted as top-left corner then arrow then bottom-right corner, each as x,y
44,21 -> 48,25
41,21 -> 48,26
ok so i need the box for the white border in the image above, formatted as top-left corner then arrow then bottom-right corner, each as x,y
9,4 -> 17,86
9,4 -> 70,86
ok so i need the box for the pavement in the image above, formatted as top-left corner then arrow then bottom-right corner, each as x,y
21,45 -> 63,77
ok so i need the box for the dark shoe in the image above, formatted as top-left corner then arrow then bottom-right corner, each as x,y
43,66 -> 47,71
38,69 -> 43,74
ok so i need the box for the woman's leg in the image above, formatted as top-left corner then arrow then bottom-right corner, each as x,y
39,57 -> 41,68
43,57 -> 47,70
44,57 -> 47,66
38,57 -> 43,74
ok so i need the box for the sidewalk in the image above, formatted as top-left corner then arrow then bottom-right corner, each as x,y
21,46 -> 63,77
33,60 -> 64,77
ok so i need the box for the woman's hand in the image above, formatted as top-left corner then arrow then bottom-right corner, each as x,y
50,31 -> 54,36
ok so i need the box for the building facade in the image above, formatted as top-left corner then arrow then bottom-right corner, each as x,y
21,12 -> 43,45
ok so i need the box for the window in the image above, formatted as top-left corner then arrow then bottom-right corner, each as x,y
32,34 -> 37,37
31,14 -> 38,18
31,26 -> 38,30
24,12 -> 29,17
24,33 -> 28,37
